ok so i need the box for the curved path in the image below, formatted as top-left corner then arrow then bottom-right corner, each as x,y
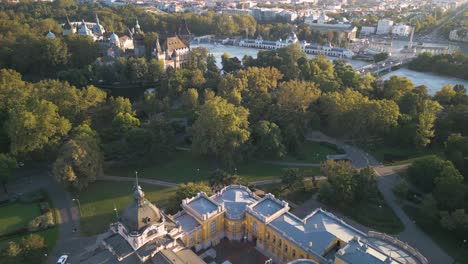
6,170 -> 93,264
307,131 -> 452,264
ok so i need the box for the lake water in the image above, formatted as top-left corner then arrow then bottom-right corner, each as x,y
194,43 -> 468,95
382,69 -> 468,95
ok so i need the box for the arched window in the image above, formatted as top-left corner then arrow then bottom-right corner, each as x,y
278,239 -> 282,247
252,222 -> 257,234
210,220 -> 216,237
273,236 -> 276,243
266,232 -> 270,240
292,249 -> 296,257
284,245 -> 288,252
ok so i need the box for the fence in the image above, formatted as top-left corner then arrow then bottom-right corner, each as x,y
368,231 -> 429,264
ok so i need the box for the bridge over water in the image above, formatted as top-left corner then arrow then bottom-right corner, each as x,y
356,57 -> 415,75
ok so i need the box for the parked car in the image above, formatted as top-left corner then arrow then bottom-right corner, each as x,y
57,255 -> 68,264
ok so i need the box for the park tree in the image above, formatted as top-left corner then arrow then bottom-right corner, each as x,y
174,182 -> 212,202
64,35 -> 99,68
53,124 -> 103,191
35,81 -> 106,122
6,99 -> 71,154
415,99 -> 442,148
353,167 -> 377,202
112,112 -> 140,134
382,76 -> 414,101
209,169 -> 243,190
321,160 -> 357,205
276,43 -> 306,80
109,96 -> 133,116
434,85 -> 457,105
147,59 -> 165,83
444,133 -> 468,176
20,234 -> 46,264
145,118 -> 176,161
221,53 -> 242,73
276,80 -> 320,116
192,95 -> 250,165
433,163 -> 464,210
445,104 -> 468,136
190,69 -> 206,89
182,88 -> 199,110
250,120 -> 286,159
281,168 -> 304,191
217,73 -> 245,105
0,154 -> 16,193
187,47 -> 209,71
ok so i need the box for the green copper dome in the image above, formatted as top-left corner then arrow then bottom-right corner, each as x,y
120,184 -> 162,233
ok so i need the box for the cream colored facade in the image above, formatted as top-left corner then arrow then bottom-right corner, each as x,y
173,185 -> 410,264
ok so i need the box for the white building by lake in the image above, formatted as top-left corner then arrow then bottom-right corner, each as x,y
239,33 -> 354,58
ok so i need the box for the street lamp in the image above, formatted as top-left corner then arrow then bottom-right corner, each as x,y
113,202 -> 119,221
72,198 -> 82,216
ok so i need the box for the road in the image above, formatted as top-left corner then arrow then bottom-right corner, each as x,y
417,4 -> 468,43
307,131 -> 453,264
7,167 -> 95,264
6,132 -> 453,264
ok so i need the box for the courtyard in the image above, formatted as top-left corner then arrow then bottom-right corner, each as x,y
201,238 -> 269,264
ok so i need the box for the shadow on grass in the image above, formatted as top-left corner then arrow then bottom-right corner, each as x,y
78,181 -> 176,236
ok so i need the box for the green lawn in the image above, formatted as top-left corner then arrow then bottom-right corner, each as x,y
0,203 -> 41,235
280,141 -> 345,163
403,205 -> 468,264
105,150 -> 321,183
327,194 -> 404,234
359,141 -> 440,165
78,181 -> 177,235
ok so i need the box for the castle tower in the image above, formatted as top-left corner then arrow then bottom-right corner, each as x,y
178,19 -> 191,46
62,15 -> 76,36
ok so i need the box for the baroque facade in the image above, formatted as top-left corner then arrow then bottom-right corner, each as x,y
82,182 -> 424,264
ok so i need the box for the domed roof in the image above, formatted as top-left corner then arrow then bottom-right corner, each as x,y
46,31 -> 56,39
135,19 -> 141,31
110,32 -> 119,44
120,183 -> 162,233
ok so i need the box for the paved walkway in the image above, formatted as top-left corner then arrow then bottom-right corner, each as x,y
261,160 -> 320,167
98,175 -> 179,187
374,166 -> 452,264
307,131 -> 452,264
6,168 -> 93,264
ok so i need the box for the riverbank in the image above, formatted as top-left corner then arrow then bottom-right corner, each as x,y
194,43 -> 468,94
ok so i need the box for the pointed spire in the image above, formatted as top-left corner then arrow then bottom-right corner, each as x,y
95,13 -> 100,25
135,171 -> 139,187
155,36 -> 162,54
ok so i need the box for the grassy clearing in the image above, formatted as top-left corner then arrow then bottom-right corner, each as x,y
359,141 -> 441,165
327,193 -> 404,234
280,141 -> 345,163
105,150 -> 321,183
78,181 -> 176,235
0,203 -> 41,235
403,205 -> 468,264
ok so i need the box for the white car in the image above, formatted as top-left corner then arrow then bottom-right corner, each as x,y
57,255 -> 68,264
